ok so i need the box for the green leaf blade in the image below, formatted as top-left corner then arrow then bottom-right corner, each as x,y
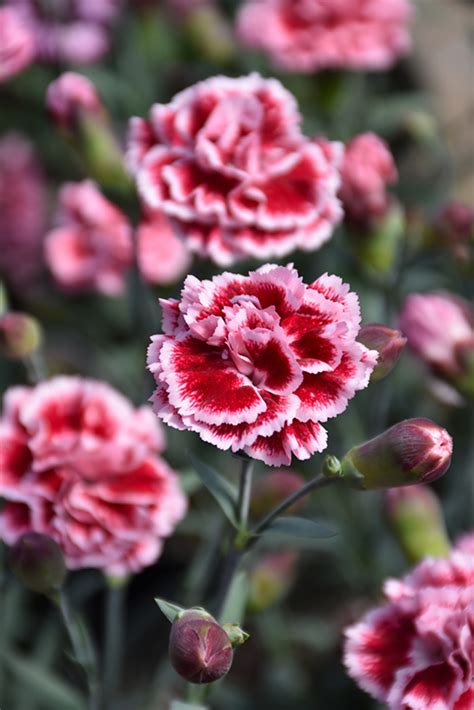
189,454 -> 238,526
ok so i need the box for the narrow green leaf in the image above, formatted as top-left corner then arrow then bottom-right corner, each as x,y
219,571 -> 249,626
189,454 -> 238,526
264,516 -> 337,541
1,650 -> 86,710
170,701 -> 207,710
155,598 -> 185,623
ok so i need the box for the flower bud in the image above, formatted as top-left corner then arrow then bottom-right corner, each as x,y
9,533 -> 67,594
0,312 -> 42,359
341,418 -> 453,490
46,73 -> 131,192
385,486 -> 450,562
247,552 -> 297,613
358,324 -> 406,382
169,609 -> 234,684
46,72 -> 104,133
250,470 -> 306,519
222,624 -> 250,648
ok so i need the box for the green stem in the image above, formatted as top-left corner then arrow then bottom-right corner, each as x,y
103,578 -> 128,709
54,590 -> 100,710
251,473 -> 336,539
212,458 -> 253,620
23,349 -> 47,385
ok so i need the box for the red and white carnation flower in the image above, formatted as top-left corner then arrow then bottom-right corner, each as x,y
127,73 -> 343,266
147,264 -> 377,466
344,535 -> 474,709
0,377 -> 187,576
237,0 -> 413,73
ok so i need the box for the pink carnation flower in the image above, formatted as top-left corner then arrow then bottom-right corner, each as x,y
0,377 -> 187,576
237,0 -> 413,73
0,7 -> 34,82
137,212 -> 192,286
127,73 -> 343,266
344,535 -> 474,709
6,0 -> 120,64
147,264 -> 377,466
399,292 -> 474,380
45,180 -> 132,296
340,132 -> 398,224
0,133 -> 46,291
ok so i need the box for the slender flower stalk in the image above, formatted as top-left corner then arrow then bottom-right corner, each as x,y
53,590 -> 100,710
103,577 -> 129,709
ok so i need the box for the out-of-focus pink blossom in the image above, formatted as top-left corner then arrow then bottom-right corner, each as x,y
340,133 -> 398,224
46,72 -> 103,132
0,133 -> 47,291
0,7 -> 34,82
148,263 -> 376,466
344,535 -> 474,709
0,376 -> 187,576
399,292 -> 474,380
6,0 -> 120,65
137,213 -> 192,286
237,0 -> 413,73
45,180 -> 132,296
127,73 -> 343,266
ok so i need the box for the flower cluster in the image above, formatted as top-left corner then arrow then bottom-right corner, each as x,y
0,6 -> 34,83
345,535 -> 474,709
45,180 -> 191,294
5,0 -> 120,64
0,133 -> 46,291
237,0 -> 413,73
0,376 -> 187,576
128,73 -> 343,266
148,264 -> 377,466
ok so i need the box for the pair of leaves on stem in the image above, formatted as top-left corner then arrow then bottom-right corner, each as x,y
189,454 -> 337,547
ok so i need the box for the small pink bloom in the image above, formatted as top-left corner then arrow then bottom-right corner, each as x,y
137,212 -> 192,286
0,7 -> 34,82
148,264 -> 377,466
237,0 -> 412,73
6,0 -> 120,64
127,73 -> 343,266
45,180 -> 132,296
344,535 -> 474,709
0,376 -> 187,576
340,132 -> 398,224
0,133 -> 47,291
358,323 -> 406,381
47,72 -> 103,131
399,292 -> 474,379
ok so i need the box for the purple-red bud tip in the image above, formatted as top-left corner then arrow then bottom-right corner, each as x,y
9,533 -> 66,593
47,72 -> 103,132
169,609 -> 233,684
358,323 -> 407,382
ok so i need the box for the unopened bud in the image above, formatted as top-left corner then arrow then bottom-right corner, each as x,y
10,533 -> 66,594
46,73 -> 130,192
47,72 -> 104,132
250,470 -> 306,519
0,312 -> 42,359
322,454 -> 342,478
184,6 -> 236,64
385,486 -> 450,562
341,418 -> 453,490
358,324 -> 406,382
247,552 -> 297,613
169,609 -> 234,684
